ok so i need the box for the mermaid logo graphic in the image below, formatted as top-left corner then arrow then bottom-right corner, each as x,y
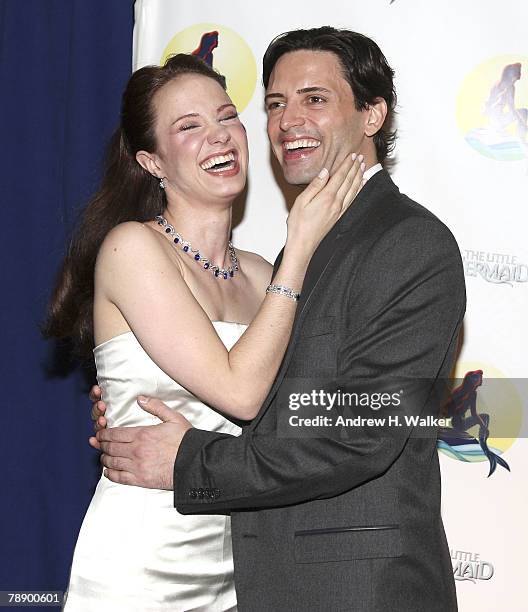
437,362 -> 522,476
457,55 -> 528,161
161,24 -> 257,114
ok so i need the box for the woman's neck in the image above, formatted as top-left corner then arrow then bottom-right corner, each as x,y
162,197 -> 233,268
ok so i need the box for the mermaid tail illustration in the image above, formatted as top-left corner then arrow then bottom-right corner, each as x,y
465,62 -> 528,160
476,413 -> 510,476
439,370 -> 510,477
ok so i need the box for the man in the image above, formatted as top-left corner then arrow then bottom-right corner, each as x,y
92,27 -> 464,611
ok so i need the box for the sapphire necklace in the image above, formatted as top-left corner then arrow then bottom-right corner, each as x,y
155,215 -> 239,280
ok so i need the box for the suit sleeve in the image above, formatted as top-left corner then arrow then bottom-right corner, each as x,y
173,217 -> 466,513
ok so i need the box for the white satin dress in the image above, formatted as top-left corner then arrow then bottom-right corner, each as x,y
63,321 -> 247,612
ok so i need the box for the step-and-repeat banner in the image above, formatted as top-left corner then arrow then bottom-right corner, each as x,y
133,1 -> 527,609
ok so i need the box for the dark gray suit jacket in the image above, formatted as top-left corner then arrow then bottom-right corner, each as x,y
174,170 -> 465,611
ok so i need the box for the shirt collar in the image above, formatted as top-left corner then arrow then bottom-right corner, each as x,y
362,162 -> 383,183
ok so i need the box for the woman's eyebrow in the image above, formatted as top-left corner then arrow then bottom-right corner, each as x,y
172,104 -> 236,124
172,112 -> 199,125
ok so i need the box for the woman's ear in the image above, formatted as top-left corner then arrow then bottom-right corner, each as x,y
136,150 -> 163,178
365,98 -> 388,137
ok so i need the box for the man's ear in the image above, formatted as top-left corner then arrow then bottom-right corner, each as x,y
365,98 -> 388,137
136,150 -> 163,178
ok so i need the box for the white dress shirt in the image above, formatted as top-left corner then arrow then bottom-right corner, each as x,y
362,162 -> 383,183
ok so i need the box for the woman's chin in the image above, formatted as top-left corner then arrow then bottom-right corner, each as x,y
203,176 -> 246,202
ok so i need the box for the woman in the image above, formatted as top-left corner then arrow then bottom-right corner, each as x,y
45,53 -> 363,610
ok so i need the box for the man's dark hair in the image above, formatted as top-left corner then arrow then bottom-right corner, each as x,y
262,27 -> 397,163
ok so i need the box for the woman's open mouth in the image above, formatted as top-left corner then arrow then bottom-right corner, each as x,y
199,150 -> 240,177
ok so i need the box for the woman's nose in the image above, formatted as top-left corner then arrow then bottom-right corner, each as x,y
207,124 -> 231,145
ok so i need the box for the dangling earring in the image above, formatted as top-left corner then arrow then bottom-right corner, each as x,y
159,177 -> 165,190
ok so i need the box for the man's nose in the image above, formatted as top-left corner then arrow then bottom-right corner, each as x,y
207,123 -> 231,145
279,103 -> 305,131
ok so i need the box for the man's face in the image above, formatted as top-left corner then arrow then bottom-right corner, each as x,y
266,50 -> 371,185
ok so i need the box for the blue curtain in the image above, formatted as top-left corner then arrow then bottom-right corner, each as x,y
0,0 -> 133,601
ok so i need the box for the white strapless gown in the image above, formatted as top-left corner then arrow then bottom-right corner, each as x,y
63,322 -> 247,612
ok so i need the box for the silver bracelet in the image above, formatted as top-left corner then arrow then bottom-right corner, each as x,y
266,284 -> 301,301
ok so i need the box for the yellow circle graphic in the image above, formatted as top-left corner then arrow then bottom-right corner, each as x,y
161,23 -> 257,114
438,361 -> 522,465
457,55 -> 528,161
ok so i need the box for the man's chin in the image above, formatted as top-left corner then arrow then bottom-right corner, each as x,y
282,165 -> 320,186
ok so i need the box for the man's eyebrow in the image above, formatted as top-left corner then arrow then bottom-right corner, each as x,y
264,92 -> 284,103
172,104 -> 236,125
296,87 -> 331,95
264,86 -> 331,102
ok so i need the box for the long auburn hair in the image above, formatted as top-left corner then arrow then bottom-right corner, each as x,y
43,54 -> 226,356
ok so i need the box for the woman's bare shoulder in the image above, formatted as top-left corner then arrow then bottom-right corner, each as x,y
97,221 -> 171,262
101,220 -> 161,249
96,221 -> 181,282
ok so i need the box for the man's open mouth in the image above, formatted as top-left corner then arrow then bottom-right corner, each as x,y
282,138 -> 321,152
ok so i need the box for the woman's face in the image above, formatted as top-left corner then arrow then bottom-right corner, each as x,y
150,73 -> 248,205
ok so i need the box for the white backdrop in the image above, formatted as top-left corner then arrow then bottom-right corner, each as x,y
133,1 -> 527,609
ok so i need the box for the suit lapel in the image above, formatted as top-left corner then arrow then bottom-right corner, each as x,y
251,170 -> 398,428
